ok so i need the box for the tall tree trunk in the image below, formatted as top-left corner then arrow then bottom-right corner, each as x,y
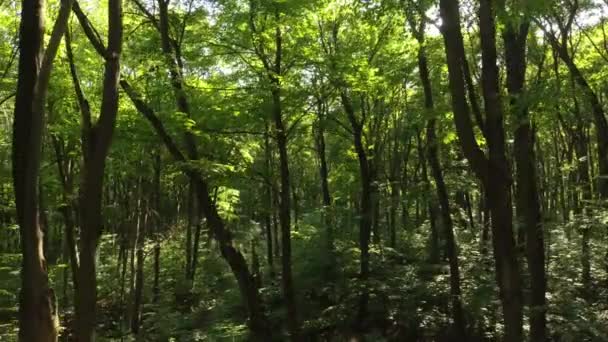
439,0 -> 523,340
272,75 -> 300,342
185,181 -> 194,280
464,192 -> 475,230
573,125 -> 593,294
314,99 -> 334,265
372,190 -> 381,244
248,5 -> 301,337
340,93 -> 373,329
13,0 -> 74,339
51,135 -> 79,292
190,212 -> 203,281
131,194 -> 147,334
92,15 -> 272,340
417,131 -> 440,263
71,1 -> 122,339
13,0 -> 55,339
504,20 -> 547,341
264,123 -> 275,276
152,151 -> 162,304
409,17 -> 466,336
478,2 -> 524,339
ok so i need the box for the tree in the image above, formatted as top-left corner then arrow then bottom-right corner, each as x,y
67,0 -> 122,339
12,0 -> 73,340
405,0 -> 466,337
504,11 -> 547,340
439,0 -> 523,339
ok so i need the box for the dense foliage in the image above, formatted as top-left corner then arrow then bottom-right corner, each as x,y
2,0 -> 608,341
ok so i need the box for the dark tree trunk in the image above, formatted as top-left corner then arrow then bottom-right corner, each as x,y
248,5 -> 301,337
38,183 -> 52,263
388,128 -> 403,248
439,0 -> 523,340
478,2 -> 524,339
372,191 -> 381,244
77,7 -> 273,337
272,190 -> 280,259
13,0 -> 57,339
464,192 -> 475,230
293,184 -> 299,232
340,92 -> 373,329
120,79 -> 272,338
264,123 -> 275,276
314,97 -> 334,266
131,199 -> 146,334
185,181 -> 194,280
13,0 -> 74,339
409,17 -> 466,336
272,79 -> 300,342
51,135 -> 79,292
573,126 -> 592,294
71,1 -> 122,339
417,131 -> 440,263
504,21 -> 547,341
152,151 -> 161,303
481,188 -> 490,256
190,214 -> 203,281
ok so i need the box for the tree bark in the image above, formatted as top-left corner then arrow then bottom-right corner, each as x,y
185,181 -> 194,280
263,123 -> 275,276
504,20 -> 547,341
153,151 -> 162,304
340,92 -> 373,329
13,0 -> 74,339
249,4 -> 300,338
409,14 -> 466,336
51,134 -> 79,292
71,1 -> 122,339
131,191 -> 147,334
271,54 -> 300,342
13,0 -> 55,339
313,96 -> 335,277
439,0 -> 523,340
72,3 -> 270,336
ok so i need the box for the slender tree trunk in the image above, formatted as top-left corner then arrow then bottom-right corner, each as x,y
264,123 -> 275,276
99,16 -> 272,340
480,188 -> 490,256
314,99 -> 334,264
131,197 -> 147,334
71,1 -> 122,339
372,191 -> 381,244
13,0 -> 74,339
13,0 -> 56,339
439,1 -> 523,340
464,192 -> 475,230
504,21 -> 547,341
51,135 -> 79,292
417,131 -> 440,263
185,181 -> 194,280
272,83 -> 300,341
190,213 -> 202,281
410,19 -> 466,336
248,8 -> 302,337
340,93 -> 373,329
573,126 -> 593,294
479,2 -> 523,338
152,151 -> 161,303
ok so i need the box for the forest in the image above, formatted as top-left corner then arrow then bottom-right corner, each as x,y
2,0 -> 608,340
